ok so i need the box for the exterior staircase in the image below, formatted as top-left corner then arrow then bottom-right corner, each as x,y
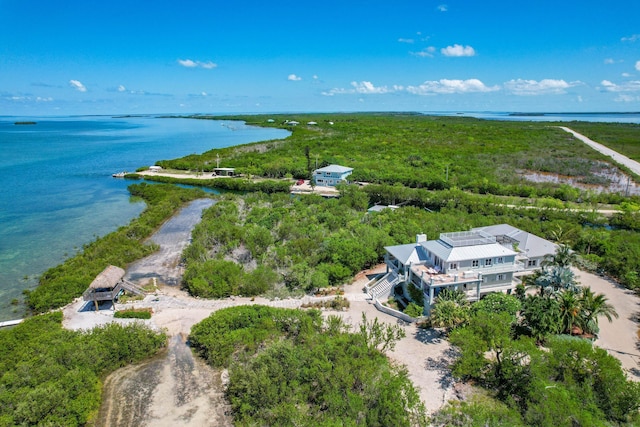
367,271 -> 399,300
119,279 -> 145,296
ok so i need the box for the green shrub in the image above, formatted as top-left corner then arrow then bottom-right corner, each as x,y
404,302 -> 424,318
114,308 -> 152,319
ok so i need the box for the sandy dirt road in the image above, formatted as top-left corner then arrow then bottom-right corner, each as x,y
559,126 -> 640,176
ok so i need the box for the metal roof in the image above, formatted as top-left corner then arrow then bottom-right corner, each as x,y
473,224 -> 558,259
421,239 -> 516,263
384,243 -> 428,265
314,164 -> 353,174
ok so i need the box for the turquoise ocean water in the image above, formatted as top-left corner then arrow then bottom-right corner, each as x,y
0,116 -> 288,320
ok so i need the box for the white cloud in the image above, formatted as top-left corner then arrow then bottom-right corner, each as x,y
322,81 -> 399,96
398,38 -> 414,44
407,79 -> 498,95
441,44 -> 476,57
177,59 -> 217,69
504,79 -> 580,95
36,97 -> 53,102
437,4 -> 448,12
604,58 -> 615,64
313,75 -> 319,80
601,80 -> 640,92
614,94 -> 640,102
200,61 -> 217,69
201,91 -> 208,96
622,73 -> 632,77
636,60 -> 640,71
118,85 -> 126,92
352,81 -> 391,94
178,59 -> 197,68
288,74 -> 302,81
622,34 -> 640,42
69,80 -> 87,92
411,47 -> 436,58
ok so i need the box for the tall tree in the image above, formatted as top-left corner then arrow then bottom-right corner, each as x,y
578,286 -> 618,335
542,244 -> 578,268
556,290 -> 581,334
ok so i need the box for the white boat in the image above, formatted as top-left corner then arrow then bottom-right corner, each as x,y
112,171 -> 127,178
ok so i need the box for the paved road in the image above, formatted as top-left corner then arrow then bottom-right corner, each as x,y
559,126 -> 640,176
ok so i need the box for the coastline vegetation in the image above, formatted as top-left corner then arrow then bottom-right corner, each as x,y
0,311 -> 166,426
161,114 -> 637,204
130,173 -> 292,193
24,183 -> 209,313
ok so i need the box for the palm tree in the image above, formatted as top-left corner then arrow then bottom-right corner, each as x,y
429,300 -> 469,330
542,244 -> 579,269
533,265 -> 579,296
435,288 -> 468,306
557,290 -> 581,334
578,287 -> 619,336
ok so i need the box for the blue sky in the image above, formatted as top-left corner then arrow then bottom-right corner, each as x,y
2,0 -> 640,115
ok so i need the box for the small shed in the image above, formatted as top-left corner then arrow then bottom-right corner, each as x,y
149,165 -> 162,172
213,167 -> 236,176
82,265 -> 144,311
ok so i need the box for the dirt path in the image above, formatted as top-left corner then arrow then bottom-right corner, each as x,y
573,268 -> 640,380
559,126 -> 640,176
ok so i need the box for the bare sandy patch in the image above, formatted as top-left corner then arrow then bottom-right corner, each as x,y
573,268 -> 640,380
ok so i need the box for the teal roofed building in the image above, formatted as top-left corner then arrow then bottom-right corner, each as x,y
313,164 -> 353,187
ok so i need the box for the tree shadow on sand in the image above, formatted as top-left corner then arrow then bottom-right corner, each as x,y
424,347 -> 459,390
414,327 -> 444,344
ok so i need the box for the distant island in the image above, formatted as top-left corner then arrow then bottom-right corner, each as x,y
509,111 -> 640,117
14,121 -> 37,125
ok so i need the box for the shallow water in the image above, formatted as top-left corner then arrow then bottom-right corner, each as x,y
0,116 -> 288,320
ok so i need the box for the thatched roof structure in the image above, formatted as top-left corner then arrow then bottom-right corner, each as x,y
89,265 -> 125,290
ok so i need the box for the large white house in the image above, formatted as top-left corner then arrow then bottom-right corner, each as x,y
371,224 -> 557,314
313,164 -> 353,187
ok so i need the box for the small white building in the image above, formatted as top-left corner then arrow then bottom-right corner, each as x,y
213,167 -> 236,177
313,164 -> 353,187
149,165 -> 162,172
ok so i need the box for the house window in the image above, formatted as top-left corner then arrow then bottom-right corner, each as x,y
497,257 -> 503,264
527,260 -> 537,267
497,274 -> 505,281
472,260 -> 479,268
325,172 -> 331,176
485,258 -> 492,266
449,263 -> 458,270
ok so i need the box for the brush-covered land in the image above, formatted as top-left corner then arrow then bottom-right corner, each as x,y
189,305 -> 425,426
160,113 -> 638,202
0,311 -> 166,426
162,114 -> 640,293
11,113 -> 640,426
